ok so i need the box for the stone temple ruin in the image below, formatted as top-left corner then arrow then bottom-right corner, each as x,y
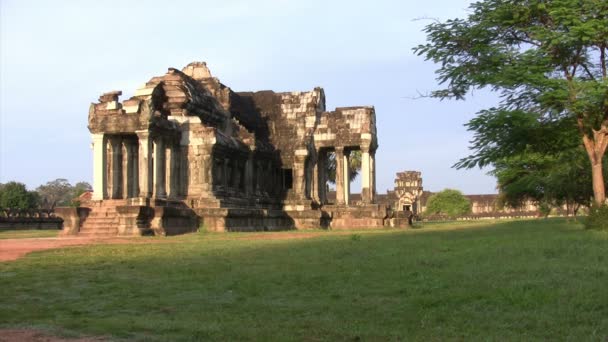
59,62 -> 385,235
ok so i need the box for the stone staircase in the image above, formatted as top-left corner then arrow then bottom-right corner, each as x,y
78,201 -> 122,236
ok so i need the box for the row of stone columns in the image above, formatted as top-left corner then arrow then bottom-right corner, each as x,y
91,132 -> 181,201
331,146 -> 376,206
209,154 -> 279,196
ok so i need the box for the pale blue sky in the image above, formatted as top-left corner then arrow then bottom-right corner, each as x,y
0,0 -> 499,194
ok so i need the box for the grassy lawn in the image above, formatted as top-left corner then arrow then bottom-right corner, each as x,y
0,229 -> 59,239
1,219 -> 606,340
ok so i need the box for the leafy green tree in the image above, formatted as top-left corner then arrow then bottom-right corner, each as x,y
460,110 -> 602,214
425,189 -> 471,218
415,0 -> 608,205
0,181 -> 39,209
493,148 -> 602,215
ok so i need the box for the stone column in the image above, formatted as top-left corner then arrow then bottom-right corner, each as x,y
124,141 -> 138,198
91,133 -> 107,200
154,137 -> 167,199
361,145 -> 372,204
223,159 -> 230,190
370,151 -> 376,203
136,131 -> 153,198
335,147 -> 345,205
110,137 -> 123,199
294,149 -> 308,200
255,160 -> 262,194
168,144 -> 180,199
318,150 -> 327,204
212,157 -> 222,191
343,149 -> 350,206
312,155 -> 319,202
231,159 -> 240,190
245,153 -> 254,196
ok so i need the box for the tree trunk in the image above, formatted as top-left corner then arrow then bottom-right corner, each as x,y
591,159 -> 605,205
581,126 -> 607,206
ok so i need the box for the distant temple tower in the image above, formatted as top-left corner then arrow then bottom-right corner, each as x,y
393,171 -> 423,215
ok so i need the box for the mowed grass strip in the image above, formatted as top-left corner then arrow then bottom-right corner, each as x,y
0,229 -> 59,239
1,219 -> 607,340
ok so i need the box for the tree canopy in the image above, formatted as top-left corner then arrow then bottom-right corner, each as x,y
36,179 -> 92,208
415,0 -> 608,205
425,189 -> 472,218
326,150 -> 362,184
0,182 -> 39,209
453,109 -> 604,213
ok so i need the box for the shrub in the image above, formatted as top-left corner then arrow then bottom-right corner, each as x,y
584,205 -> 608,230
424,189 -> 471,219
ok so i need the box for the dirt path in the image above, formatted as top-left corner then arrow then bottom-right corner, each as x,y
0,329 -> 106,342
0,236 -> 147,262
0,230 -> 375,263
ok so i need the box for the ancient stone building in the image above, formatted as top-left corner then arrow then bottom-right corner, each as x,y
61,62 -> 382,235
380,171 -> 424,213
376,171 -> 424,227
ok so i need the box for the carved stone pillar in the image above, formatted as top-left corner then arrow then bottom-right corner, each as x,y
370,151 -> 376,203
110,137 -> 123,199
91,133 -> 107,200
124,141 -> 138,198
312,156 -> 319,202
223,159 -> 230,190
245,153 -> 254,196
343,149 -> 350,206
294,149 -> 308,200
255,160 -> 262,194
136,131 -> 152,198
168,144 -> 180,199
231,159 -> 240,190
154,137 -> 166,199
213,157 -> 223,190
317,149 -> 327,204
335,147 -> 345,205
361,145 -> 371,204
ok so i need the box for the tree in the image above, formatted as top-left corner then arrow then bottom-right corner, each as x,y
493,148 -> 605,215
415,0 -> 608,205
72,182 -> 93,198
425,189 -> 471,218
36,178 -> 73,208
452,109 -> 603,214
70,181 -> 93,207
36,179 -> 92,208
0,181 -> 39,209
326,150 -> 362,184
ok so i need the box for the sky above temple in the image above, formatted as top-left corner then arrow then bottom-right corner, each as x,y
0,0 -> 499,194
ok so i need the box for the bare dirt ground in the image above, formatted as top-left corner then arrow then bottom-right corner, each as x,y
0,236 -> 147,262
0,230 -> 374,262
0,329 -> 106,342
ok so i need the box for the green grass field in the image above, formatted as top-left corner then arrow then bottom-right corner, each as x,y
1,219 -> 607,340
0,229 -> 59,239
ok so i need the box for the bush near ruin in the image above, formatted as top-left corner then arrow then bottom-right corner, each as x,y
585,205 -> 608,230
424,189 -> 471,218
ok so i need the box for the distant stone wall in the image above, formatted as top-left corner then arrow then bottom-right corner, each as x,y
0,208 -> 63,230
422,211 -> 540,222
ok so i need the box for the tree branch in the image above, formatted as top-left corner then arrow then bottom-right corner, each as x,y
579,63 -> 596,81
